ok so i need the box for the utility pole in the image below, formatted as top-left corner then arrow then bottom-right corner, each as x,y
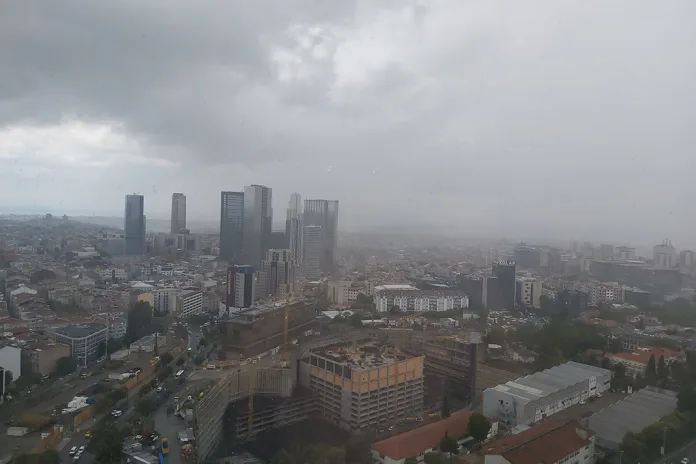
661,426 -> 667,456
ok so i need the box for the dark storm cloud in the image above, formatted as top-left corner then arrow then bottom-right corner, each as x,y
0,0 -> 363,163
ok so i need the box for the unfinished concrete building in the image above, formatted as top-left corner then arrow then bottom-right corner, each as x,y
406,335 -> 478,407
298,339 -> 424,430
222,388 -> 318,443
194,368 -> 296,460
223,300 -> 316,357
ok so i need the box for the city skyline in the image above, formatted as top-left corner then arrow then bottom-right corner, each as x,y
2,2 -> 695,247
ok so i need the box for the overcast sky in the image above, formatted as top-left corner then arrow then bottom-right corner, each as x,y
1,1 -> 695,245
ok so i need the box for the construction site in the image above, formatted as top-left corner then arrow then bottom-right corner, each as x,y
223,299 -> 316,358
298,338 -> 425,430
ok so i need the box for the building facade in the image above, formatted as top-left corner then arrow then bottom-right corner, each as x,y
286,193 -> 303,265
483,362 -> 611,427
492,261 -> 516,310
328,280 -> 375,306
299,341 -> 424,430
50,323 -> 108,365
226,265 -> 256,309
220,191 -> 245,263
124,194 -> 146,255
177,290 -> 204,318
170,193 -> 187,234
261,249 -> 296,297
242,184 -> 273,268
302,225 -> 322,280
303,199 -> 339,275
515,277 -> 542,308
373,285 -> 470,313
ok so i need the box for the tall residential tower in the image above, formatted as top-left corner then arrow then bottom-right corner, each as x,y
220,191 -> 245,263
303,199 -> 339,275
170,193 -> 187,234
124,194 -> 146,255
242,185 -> 272,268
286,193 -> 303,265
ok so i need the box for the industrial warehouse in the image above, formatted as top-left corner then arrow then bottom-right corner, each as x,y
482,361 -> 612,426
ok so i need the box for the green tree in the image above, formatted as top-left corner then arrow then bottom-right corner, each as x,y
677,388 -> 696,413
439,434 -> 459,462
96,341 -> 106,358
441,394 -> 451,418
92,423 -> 127,463
389,305 -> 402,314
161,352 -> 173,365
467,412 -> 492,443
350,311 -> 364,328
486,326 -> 506,345
126,301 -> 154,343
405,459 -> 419,464
658,355 -> 668,379
646,354 -> 657,385
106,338 -> 122,354
424,452 -> 444,464
135,397 -> 157,417
176,357 -> 186,366
55,356 -> 77,376
621,432 -> 646,463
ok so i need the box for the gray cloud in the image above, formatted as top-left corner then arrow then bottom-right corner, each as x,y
1,0 -> 696,245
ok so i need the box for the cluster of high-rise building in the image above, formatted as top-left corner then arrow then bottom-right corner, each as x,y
122,188 -> 339,284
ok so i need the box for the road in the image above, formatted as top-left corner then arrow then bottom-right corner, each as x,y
655,438 -> 696,464
57,327 -> 193,463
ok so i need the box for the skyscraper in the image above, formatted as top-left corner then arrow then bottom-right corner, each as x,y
220,191 -> 244,263
303,199 -> 339,274
261,249 -> 296,297
170,193 -> 186,234
242,185 -> 272,268
492,260 -> 517,310
286,193 -> 303,265
302,225 -> 322,280
124,194 -> 146,255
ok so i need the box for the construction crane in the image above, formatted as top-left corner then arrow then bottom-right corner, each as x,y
247,367 -> 255,437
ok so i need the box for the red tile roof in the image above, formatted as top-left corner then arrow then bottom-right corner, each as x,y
608,347 -> 685,366
371,411 -> 484,459
483,419 -> 590,464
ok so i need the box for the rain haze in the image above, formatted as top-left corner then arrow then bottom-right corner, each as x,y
1,0 -> 695,245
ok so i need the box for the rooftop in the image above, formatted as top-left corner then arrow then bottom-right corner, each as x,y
374,284 -> 419,292
608,347 -> 685,365
371,410 -> 481,460
587,387 -> 678,449
311,341 -> 414,370
52,323 -> 107,339
488,361 -> 611,404
483,419 -> 591,464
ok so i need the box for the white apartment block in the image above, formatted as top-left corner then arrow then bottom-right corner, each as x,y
177,291 -> 203,318
574,281 -> 622,305
153,288 -> 179,314
328,280 -> 375,306
374,285 -> 469,313
516,278 -> 542,308
99,267 -> 128,281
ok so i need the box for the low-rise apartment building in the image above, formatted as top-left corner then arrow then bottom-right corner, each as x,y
371,411 -> 497,464
374,285 -> 469,313
49,323 -> 107,364
328,280 -> 374,306
24,341 -> 71,376
606,347 -> 686,378
483,419 -> 595,464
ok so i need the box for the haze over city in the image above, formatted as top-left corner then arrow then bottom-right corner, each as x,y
1,1 -> 695,246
